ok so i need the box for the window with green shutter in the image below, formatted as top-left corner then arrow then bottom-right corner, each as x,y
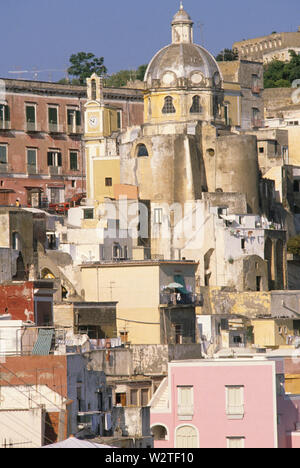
70,152 -> 78,170
48,107 -> 58,124
0,104 -> 10,122
47,151 -> 62,167
26,105 -> 36,123
27,149 -> 37,166
0,146 -> 7,164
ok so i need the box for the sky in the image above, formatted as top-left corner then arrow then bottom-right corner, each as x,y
1,0 -> 300,82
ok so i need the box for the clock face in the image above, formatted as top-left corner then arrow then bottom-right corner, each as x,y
89,116 -> 98,128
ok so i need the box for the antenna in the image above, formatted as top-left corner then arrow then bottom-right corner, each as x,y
8,68 -> 68,82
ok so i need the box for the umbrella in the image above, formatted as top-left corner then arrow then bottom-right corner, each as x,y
164,282 -> 184,289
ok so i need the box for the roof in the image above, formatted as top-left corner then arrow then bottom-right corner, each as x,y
145,43 -> 221,84
41,437 -> 114,449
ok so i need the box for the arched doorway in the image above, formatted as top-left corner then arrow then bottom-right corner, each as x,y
151,424 -> 168,441
175,425 -> 198,448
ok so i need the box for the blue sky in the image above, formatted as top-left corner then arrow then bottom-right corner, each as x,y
1,0 -> 299,82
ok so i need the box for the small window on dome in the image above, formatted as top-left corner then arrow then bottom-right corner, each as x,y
190,95 -> 202,114
162,96 -> 176,114
137,144 -> 149,157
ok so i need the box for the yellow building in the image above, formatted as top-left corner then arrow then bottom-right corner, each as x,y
84,73 -> 121,204
251,318 -> 294,348
80,260 -> 198,345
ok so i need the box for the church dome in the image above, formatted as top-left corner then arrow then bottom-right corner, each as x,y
144,5 -> 222,88
144,42 -> 221,86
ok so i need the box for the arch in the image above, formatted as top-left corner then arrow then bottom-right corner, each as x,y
162,96 -> 176,114
151,424 -> 169,441
136,143 -> 149,157
190,95 -> 202,114
41,268 -> 56,279
175,424 -> 199,448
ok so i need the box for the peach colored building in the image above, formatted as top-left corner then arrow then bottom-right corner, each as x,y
150,358 -> 300,448
0,79 -> 143,207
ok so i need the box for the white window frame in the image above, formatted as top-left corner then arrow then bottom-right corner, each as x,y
227,437 -> 245,448
0,144 -> 7,165
177,386 -> 194,420
225,386 -> 244,419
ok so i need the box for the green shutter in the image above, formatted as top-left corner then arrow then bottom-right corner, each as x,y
57,152 -> 62,166
0,146 -> 7,164
26,106 -> 35,123
48,107 -> 58,124
5,105 -> 10,122
47,152 -> 53,166
76,110 -> 81,126
70,152 -> 78,170
27,149 -> 36,166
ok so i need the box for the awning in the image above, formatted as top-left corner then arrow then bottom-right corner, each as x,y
32,329 -> 54,356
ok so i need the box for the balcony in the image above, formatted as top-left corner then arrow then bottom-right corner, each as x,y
48,123 -> 64,134
160,292 -> 203,307
26,122 -> 41,133
67,124 -> 83,135
0,163 -> 9,173
0,120 -> 11,131
27,164 -> 38,175
48,166 -> 62,176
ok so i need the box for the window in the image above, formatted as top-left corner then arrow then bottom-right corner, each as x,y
105,177 -> 112,187
91,79 -> 97,100
137,144 -> 149,157
0,145 -> 7,165
141,389 -> 149,407
259,147 -> 264,153
177,386 -> 194,420
83,208 -> 94,220
130,389 -> 138,406
190,96 -> 201,114
48,106 -> 58,132
227,437 -> 245,449
27,149 -> 37,174
241,239 -> 246,250
162,96 -> 176,114
26,105 -> 36,131
152,425 -> 168,441
67,108 -> 81,133
226,386 -> 244,418
70,151 -> 78,171
12,232 -> 20,250
47,151 -> 62,167
154,208 -> 163,224
117,110 -> 122,130
0,104 -> 10,129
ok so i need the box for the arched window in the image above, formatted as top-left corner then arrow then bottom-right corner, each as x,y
137,144 -> 149,157
91,79 -> 97,100
162,96 -> 176,114
190,96 -> 201,114
151,425 -> 168,441
175,425 -> 198,448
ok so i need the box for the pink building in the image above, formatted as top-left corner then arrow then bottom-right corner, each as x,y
150,358 -> 300,448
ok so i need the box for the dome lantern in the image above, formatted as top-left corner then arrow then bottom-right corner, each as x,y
171,3 -> 194,44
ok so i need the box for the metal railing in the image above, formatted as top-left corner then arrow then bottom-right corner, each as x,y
160,292 -> 203,306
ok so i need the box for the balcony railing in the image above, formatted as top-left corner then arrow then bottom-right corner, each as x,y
48,123 -> 64,134
160,292 -> 203,306
0,163 -> 9,173
0,120 -> 11,130
27,164 -> 38,175
48,166 -> 62,176
26,122 -> 41,133
67,124 -> 83,135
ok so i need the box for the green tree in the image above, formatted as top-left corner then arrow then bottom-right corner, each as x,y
136,64 -> 148,81
264,50 -> 300,88
215,48 -> 239,61
67,52 -> 107,85
105,64 -> 148,87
